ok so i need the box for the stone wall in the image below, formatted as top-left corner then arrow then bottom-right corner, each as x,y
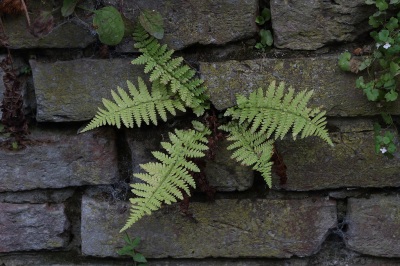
1,0 -> 400,265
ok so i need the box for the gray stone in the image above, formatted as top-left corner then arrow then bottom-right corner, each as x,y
270,0 -> 375,50
125,125 -> 253,191
0,125 -> 118,192
108,0 -> 258,51
271,127 -> 400,191
30,58 -> 150,122
0,188 -> 75,204
81,195 -> 336,258
345,194 -> 400,257
0,202 -> 69,252
3,0 -> 97,49
200,56 -> 400,115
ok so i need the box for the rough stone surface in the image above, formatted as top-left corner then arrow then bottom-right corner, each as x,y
0,125 -> 118,192
3,0 -> 97,49
270,0 -> 375,50
108,0 -> 258,51
125,124 -> 253,191
345,194 -> 400,257
81,195 -> 336,258
30,58 -> 150,122
0,202 -> 69,252
0,188 -> 75,204
200,56 -> 400,116
271,122 -> 400,191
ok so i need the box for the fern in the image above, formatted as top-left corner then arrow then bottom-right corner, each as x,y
224,81 -> 334,146
131,21 -> 209,116
220,121 -> 274,187
120,121 -> 211,232
220,81 -> 333,187
80,77 -> 186,133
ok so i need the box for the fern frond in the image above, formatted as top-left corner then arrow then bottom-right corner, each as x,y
219,121 -> 274,187
120,121 -> 211,232
131,21 -> 209,114
80,77 -> 186,133
225,81 -> 333,146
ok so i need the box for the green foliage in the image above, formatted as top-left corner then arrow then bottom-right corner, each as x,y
139,9 -> 164,39
80,77 -> 186,133
120,121 -> 210,232
92,7 -> 125,46
61,0 -> 80,17
374,122 -> 396,159
255,8 -> 273,51
19,65 -> 31,75
338,0 -> 400,158
118,233 -> 148,266
132,21 -> 209,115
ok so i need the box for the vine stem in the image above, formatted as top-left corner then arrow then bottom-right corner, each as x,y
21,0 -> 30,26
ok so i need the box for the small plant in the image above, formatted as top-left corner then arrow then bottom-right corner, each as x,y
20,65 -> 31,74
338,0 -> 399,158
117,233 -> 148,266
255,8 -> 273,51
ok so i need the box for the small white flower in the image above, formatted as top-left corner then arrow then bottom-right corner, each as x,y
383,42 -> 391,49
380,147 -> 387,153
376,43 -> 382,48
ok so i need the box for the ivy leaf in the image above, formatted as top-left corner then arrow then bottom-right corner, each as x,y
359,58 -> 372,71
369,16 -> 382,27
378,30 -> 389,42
364,88 -> 380,101
376,0 -> 389,10
255,16 -> 265,25
356,76 -> 364,88
139,9 -> 164,39
260,29 -> 273,46
388,142 -> 396,153
390,61 -> 400,74
27,11 -> 54,39
370,31 -> 380,42
384,152 -> 394,159
380,58 -> 389,69
383,78 -> 395,88
386,17 -> 399,31
338,52 -> 351,71
93,6 -> 124,45
261,8 -> 271,21
374,122 -> 381,134
61,0 -> 80,17
385,90 -> 398,101
12,142 -> 18,149
133,253 -> 147,263
255,43 -> 265,50
390,0 -> 400,4
375,142 -> 381,153
366,0 -> 376,4
385,131 -> 395,141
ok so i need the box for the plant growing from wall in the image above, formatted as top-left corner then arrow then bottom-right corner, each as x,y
255,8 -> 273,51
81,17 -> 333,231
118,233 -> 148,266
338,0 -> 399,159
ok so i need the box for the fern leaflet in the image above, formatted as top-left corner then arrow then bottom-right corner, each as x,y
80,77 -> 185,133
120,121 -> 211,232
131,21 -> 209,116
224,81 -> 333,146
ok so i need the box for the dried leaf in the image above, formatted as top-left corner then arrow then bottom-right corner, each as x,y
27,10 -> 54,39
0,0 -> 29,15
139,9 -> 164,39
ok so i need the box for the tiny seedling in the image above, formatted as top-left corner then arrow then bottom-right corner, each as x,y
117,233 -> 148,266
255,8 -> 273,51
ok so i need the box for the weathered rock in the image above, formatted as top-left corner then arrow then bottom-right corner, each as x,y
125,125 -> 253,191
200,56 -> 400,115
81,195 -> 336,258
270,0 -> 375,50
0,202 -> 69,252
109,0 -> 258,51
271,120 -> 400,191
0,125 -> 118,192
0,188 -> 75,204
3,0 -> 97,49
345,194 -> 400,257
30,58 -> 151,122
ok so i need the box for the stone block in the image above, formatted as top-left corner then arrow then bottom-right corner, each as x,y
0,188 -> 75,204
3,0 -> 97,49
0,202 -> 69,252
81,195 -> 336,258
107,0 -> 258,51
0,125 -> 118,192
270,0 -> 375,50
345,194 -> 400,257
200,56 -> 400,116
271,122 -> 400,191
125,124 -> 253,191
30,58 -> 150,122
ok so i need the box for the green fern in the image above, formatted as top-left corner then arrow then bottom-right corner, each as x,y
224,81 -> 333,146
80,77 -> 186,133
132,21 -> 209,116
220,121 -> 274,187
220,81 -> 333,187
120,121 -> 211,232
